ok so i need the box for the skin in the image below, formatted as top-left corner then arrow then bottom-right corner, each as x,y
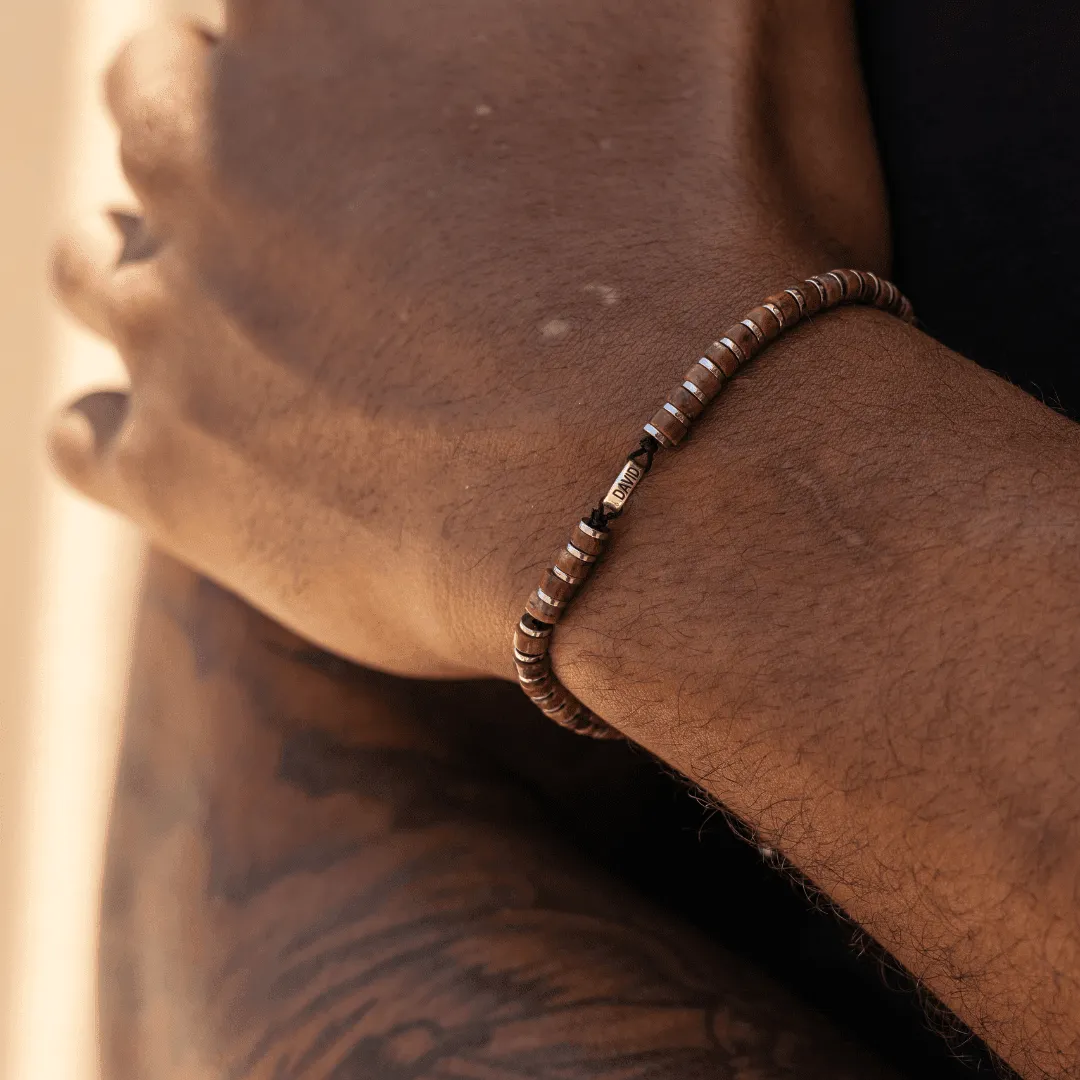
104,552 -> 901,1079
48,0 -> 1080,1075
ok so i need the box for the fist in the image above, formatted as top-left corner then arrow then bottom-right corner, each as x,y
50,0 -> 889,678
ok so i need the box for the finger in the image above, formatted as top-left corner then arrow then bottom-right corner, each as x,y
51,211 -> 162,344
104,21 -> 215,216
46,391 -> 132,510
51,215 -> 122,340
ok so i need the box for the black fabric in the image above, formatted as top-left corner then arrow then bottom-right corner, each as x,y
857,1 -> 1080,415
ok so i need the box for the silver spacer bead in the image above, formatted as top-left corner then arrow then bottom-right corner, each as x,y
825,270 -> 848,297
577,519 -> 608,541
762,301 -> 785,329
718,336 -> 746,364
566,542 -> 598,564
552,564 -> 584,586
682,380 -> 707,404
741,318 -> 764,343
514,647 -> 546,664
663,401 -> 690,427
518,671 -> 549,685
643,422 -> 674,448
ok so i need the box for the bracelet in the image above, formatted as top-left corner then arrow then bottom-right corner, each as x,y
513,269 -> 916,740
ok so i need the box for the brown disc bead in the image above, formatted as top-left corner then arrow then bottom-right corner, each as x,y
703,339 -> 742,377
646,404 -> 690,447
898,295 -> 915,322
555,699 -> 618,739
585,721 -> 621,739
720,320 -> 762,363
536,679 -> 573,715
538,568 -> 578,604
744,304 -> 783,343
522,671 -> 560,702
886,282 -> 906,316
511,648 -> 548,682
554,546 -> 593,582
573,711 -> 620,739
797,279 -> 826,315
764,290 -> 804,328
569,520 -> 608,557
831,269 -> 866,301
874,277 -> 898,312
667,383 -> 706,421
811,272 -> 845,306
526,589 -> 565,624
513,626 -> 550,658
682,363 -> 724,404
859,271 -> 882,305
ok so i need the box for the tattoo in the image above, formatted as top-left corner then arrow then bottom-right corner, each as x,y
100,558 -> 904,1080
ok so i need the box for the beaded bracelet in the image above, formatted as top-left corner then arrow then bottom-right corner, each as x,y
513,269 -> 916,740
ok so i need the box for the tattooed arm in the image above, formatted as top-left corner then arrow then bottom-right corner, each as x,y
99,554 -> 899,1080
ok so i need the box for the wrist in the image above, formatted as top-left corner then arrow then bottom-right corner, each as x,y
543,304 -> 1080,755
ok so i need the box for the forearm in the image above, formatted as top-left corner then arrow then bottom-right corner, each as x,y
554,307 -> 1080,1076
101,554 -> 897,1080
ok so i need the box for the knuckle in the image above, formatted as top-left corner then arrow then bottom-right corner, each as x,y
48,223 -> 122,339
116,94 -> 197,192
106,23 -> 210,191
110,264 -> 167,354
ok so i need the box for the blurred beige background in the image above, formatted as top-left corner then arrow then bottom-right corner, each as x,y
1,2 -> 214,1077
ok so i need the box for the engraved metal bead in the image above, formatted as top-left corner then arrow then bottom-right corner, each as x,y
602,458 -> 646,516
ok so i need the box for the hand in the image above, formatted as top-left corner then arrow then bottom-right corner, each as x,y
50,0 -> 888,678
